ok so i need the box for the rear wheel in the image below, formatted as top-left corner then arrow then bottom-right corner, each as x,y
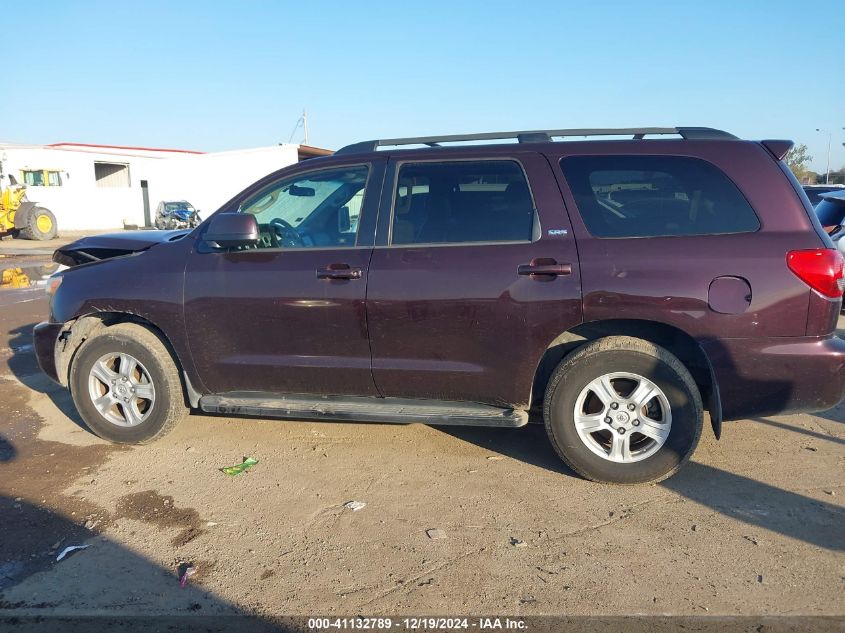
544,336 -> 703,484
69,323 -> 187,444
18,207 -> 57,241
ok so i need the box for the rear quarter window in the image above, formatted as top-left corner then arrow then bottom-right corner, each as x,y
560,155 -> 760,238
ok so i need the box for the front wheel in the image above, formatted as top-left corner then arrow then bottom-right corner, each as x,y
18,207 -> 57,241
544,336 -> 703,484
69,323 -> 187,444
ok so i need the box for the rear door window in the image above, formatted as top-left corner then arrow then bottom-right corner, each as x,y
391,160 -> 536,245
560,155 -> 760,238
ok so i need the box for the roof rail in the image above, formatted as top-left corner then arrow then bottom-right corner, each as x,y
335,126 -> 737,155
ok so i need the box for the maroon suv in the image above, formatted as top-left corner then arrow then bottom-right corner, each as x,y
34,127 -> 845,484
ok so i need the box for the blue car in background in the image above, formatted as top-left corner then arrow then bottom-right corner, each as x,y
815,190 -> 845,306
816,190 -> 845,233
154,200 -> 200,230
803,184 -> 845,207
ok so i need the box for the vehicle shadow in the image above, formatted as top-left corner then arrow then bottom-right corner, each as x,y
0,429 -> 289,631
751,417 -> 845,446
7,323 -> 88,431
440,424 -> 575,475
441,424 -> 844,552
661,461 -> 844,551
0,495 -> 288,631
811,402 -> 845,425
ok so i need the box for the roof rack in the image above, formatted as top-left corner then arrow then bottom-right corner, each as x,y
335,126 -> 737,155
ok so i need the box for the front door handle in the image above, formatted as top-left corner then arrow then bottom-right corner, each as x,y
518,258 -> 572,278
316,263 -> 362,280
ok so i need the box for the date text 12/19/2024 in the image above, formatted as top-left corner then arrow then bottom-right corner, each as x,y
307,618 -> 527,630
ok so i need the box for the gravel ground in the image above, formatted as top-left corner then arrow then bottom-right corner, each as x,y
0,253 -> 843,627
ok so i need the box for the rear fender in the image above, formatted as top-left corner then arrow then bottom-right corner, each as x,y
532,320 -> 724,439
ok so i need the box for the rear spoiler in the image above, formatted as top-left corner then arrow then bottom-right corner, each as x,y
761,139 -> 794,161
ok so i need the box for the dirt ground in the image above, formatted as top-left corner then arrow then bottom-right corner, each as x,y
0,251 -> 843,628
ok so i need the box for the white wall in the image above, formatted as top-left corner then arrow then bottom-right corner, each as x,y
1,146 -> 161,230
146,145 -> 299,218
0,143 -> 301,231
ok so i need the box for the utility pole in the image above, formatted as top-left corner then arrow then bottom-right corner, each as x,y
287,109 -> 309,145
302,109 -> 308,145
816,128 -> 832,184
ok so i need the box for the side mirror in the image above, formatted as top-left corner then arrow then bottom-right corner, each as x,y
203,213 -> 259,248
338,206 -> 351,233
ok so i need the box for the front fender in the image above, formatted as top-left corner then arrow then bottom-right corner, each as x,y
48,236 -> 207,394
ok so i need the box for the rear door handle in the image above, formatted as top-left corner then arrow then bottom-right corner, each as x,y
316,263 -> 362,280
518,258 -> 572,278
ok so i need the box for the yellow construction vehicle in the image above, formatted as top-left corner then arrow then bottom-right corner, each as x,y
0,262 -> 60,289
0,173 -> 58,240
1,266 -> 32,288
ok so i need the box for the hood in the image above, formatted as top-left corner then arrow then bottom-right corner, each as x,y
53,229 -> 190,267
820,190 -> 845,203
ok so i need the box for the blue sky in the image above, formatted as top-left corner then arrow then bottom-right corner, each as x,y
2,0 -> 843,171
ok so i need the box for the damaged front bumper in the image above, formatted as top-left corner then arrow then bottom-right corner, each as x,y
33,317 -> 109,387
33,321 -> 65,385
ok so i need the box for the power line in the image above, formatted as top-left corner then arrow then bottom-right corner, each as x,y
287,109 -> 308,145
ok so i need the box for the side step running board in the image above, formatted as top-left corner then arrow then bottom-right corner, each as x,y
200,393 -> 528,428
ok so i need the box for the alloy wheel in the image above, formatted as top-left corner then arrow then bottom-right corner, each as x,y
87,352 -> 156,427
572,371 -> 672,463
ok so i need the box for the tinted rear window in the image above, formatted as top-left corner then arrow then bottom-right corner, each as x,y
560,156 -> 760,238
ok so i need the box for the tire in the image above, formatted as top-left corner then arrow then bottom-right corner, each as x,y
544,336 -> 703,484
18,207 -> 58,241
69,323 -> 187,444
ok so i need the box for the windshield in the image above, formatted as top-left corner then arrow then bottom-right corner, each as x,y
165,202 -> 194,211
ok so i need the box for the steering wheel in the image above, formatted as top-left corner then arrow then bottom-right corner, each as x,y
269,218 -> 305,247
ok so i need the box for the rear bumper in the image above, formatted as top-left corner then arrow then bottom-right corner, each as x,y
33,321 -> 64,384
702,335 -> 845,420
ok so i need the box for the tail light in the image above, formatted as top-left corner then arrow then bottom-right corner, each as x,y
787,249 -> 845,298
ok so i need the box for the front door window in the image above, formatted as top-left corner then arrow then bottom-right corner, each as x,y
239,166 -> 369,249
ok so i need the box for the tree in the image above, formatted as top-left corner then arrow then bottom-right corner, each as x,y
828,167 -> 845,186
785,144 -> 813,182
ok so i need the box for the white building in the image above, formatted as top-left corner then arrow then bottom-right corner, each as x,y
0,141 -> 332,231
